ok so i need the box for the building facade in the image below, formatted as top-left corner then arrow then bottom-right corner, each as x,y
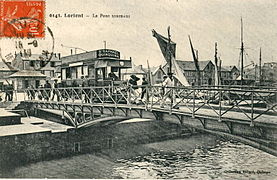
149,66 -> 167,85
175,60 -> 215,86
221,66 -> 240,85
9,52 -> 61,90
0,62 -> 17,89
262,62 -> 277,83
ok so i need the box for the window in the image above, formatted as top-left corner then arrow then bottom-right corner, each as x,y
35,80 -> 40,88
50,70 -> 54,78
50,62 -> 55,67
73,142 -> 81,152
66,68 -> 71,78
29,61 -> 34,67
24,80 -> 29,88
157,71 -> 161,79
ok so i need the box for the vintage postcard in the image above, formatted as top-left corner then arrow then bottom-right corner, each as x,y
0,0 -> 276,179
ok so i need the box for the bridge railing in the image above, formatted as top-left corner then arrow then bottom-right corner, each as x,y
23,85 -> 277,126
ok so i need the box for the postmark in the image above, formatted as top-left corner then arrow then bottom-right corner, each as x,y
0,0 -> 45,38
0,17 -> 55,71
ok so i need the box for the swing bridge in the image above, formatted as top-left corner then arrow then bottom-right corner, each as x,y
6,85 -> 277,155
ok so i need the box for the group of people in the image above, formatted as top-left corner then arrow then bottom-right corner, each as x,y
127,74 -> 149,103
28,80 -> 57,101
127,73 -> 177,108
26,73 -> 178,109
1,84 -> 14,102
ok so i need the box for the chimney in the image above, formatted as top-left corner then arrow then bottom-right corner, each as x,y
58,53 -> 61,60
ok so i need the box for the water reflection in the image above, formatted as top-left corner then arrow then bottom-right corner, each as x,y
113,141 -> 277,179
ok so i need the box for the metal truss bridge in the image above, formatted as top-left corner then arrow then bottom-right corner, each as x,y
16,85 -> 277,155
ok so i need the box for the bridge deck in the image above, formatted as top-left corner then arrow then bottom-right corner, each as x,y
26,100 -> 277,127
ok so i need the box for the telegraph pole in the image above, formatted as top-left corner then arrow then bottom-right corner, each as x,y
104,41 -> 107,49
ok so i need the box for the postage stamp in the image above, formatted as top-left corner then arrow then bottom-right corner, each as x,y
0,0 -> 45,38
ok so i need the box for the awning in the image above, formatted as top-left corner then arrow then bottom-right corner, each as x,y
95,59 -> 132,68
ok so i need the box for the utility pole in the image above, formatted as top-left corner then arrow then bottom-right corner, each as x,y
240,17 -> 244,85
104,41 -> 107,49
219,58 -> 222,85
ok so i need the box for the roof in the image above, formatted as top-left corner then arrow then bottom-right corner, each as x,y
9,70 -> 47,78
18,53 -> 61,62
152,66 -> 166,75
0,61 -> 16,71
176,60 -> 213,71
221,65 -> 238,72
124,64 -> 146,74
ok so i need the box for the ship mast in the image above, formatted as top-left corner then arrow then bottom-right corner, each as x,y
240,17 -> 244,85
167,26 -> 172,75
259,47 -> 262,85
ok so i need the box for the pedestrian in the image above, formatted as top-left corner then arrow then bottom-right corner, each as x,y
28,85 -> 35,100
51,80 -> 60,101
44,80 -> 51,101
160,73 -> 178,109
141,77 -> 149,100
128,74 -> 140,104
4,84 -> 10,101
38,84 -> 43,100
82,77 -> 90,103
9,84 -> 14,101
161,75 -> 167,96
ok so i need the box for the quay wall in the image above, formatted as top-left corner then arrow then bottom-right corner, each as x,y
0,119 -> 187,168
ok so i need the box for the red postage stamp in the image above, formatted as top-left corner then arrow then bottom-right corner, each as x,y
0,0 -> 45,38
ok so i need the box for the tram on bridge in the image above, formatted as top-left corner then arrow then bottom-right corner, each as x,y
60,49 -> 132,87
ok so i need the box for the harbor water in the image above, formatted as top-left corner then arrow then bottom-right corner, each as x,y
0,136 -> 276,179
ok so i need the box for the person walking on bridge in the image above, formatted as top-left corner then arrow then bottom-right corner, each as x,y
51,80 -> 60,101
160,73 -> 178,109
128,74 -> 140,104
141,77 -> 149,101
44,80 -> 52,101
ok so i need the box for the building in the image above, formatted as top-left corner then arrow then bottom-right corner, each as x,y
8,52 -> 61,90
11,52 -> 61,80
221,66 -> 240,85
60,49 -> 132,86
0,61 -> 17,89
122,63 -> 146,84
174,60 -> 215,86
9,70 -> 47,91
262,62 -> 277,83
148,66 -> 167,85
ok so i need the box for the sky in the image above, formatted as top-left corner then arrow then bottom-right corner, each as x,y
2,0 -> 277,68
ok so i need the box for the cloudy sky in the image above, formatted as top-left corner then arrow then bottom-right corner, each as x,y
45,0 -> 277,67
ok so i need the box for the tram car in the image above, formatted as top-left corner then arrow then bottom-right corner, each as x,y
60,49 -> 132,87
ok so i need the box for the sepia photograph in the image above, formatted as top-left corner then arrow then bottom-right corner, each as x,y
0,0 -> 277,179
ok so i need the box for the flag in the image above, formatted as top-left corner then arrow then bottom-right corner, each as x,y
152,29 -> 190,86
